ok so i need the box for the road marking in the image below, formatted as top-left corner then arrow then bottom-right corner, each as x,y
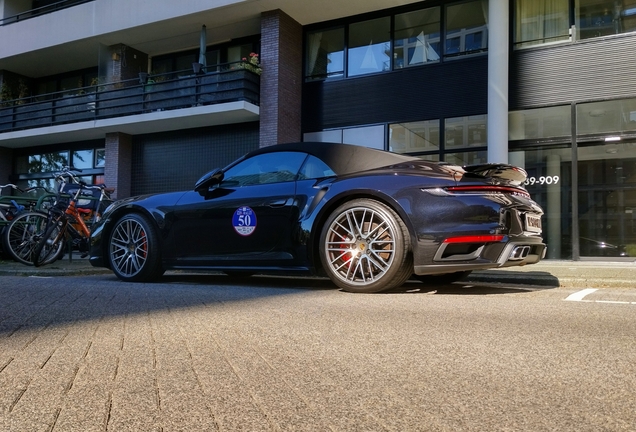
565,288 -> 598,302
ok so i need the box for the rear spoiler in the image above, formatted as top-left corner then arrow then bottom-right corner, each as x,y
462,163 -> 528,185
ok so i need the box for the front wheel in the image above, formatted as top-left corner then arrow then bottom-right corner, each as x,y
2,211 -> 64,266
108,213 -> 164,282
319,199 -> 413,293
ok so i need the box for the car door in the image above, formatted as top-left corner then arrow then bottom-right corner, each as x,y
167,151 -> 308,266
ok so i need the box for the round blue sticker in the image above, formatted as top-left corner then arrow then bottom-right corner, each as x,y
232,206 -> 257,236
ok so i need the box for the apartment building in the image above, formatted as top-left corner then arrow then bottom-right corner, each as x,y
0,0 -> 635,261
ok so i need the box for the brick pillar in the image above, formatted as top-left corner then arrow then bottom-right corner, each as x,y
0,147 -> 13,187
104,132 -> 132,199
260,9 -> 303,147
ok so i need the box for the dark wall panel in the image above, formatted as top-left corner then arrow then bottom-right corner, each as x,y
303,57 -> 488,132
131,122 -> 259,195
511,33 -> 636,109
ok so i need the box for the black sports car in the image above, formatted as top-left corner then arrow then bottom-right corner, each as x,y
89,142 -> 546,293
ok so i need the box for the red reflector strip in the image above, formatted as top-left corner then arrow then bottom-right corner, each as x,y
443,235 -> 505,244
446,185 -> 530,197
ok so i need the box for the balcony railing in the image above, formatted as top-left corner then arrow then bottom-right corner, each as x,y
0,65 -> 260,134
0,0 -> 95,26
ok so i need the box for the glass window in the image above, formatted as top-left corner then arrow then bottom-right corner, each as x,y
299,156 -> 336,179
228,44 -> 253,64
509,145 -> 572,259
445,1 -> 489,57
509,105 -> 571,140
445,115 -> 487,149
72,150 -> 94,169
514,0 -> 570,48
348,17 -> 391,77
342,125 -> 386,149
95,149 -> 106,167
389,120 -> 440,154
576,0 -> 636,40
443,150 -> 488,165
27,152 -> 69,173
578,141 -> 636,257
577,98 -> 636,135
221,152 -> 307,187
306,27 -> 345,80
393,8 -> 441,69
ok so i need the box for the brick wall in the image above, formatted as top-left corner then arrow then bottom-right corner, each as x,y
105,132 -> 132,199
260,9 -> 303,147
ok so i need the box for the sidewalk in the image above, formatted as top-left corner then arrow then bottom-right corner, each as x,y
1,255 -> 634,288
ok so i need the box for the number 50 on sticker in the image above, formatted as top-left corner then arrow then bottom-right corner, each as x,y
232,206 -> 257,236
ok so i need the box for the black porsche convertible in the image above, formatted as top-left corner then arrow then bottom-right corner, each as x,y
89,142 -> 546,293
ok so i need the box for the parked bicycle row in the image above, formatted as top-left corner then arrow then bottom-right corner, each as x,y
0,168 -> 113,266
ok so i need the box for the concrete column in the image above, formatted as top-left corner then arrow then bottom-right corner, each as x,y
487,0 -> 509,163
104,132 -> 132,199
260,9 -> 303,147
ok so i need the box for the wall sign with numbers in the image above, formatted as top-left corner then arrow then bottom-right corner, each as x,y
524,176 -> 560,186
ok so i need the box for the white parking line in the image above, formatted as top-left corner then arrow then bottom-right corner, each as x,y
565,288 -> 598,302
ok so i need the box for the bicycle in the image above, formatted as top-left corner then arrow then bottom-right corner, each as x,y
1,184 -> 59,265
31,168 -> 114,267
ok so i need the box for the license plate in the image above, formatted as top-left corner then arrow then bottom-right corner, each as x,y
525,213 -> 542,233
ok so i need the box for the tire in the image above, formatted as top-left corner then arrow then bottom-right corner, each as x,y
413,271 -> 472,285
319,198 -> 413,293
33,215 -> 67,267
2,211 -> 64,266
108,213 -> 164,282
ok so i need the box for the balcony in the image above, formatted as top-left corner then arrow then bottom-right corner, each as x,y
0,65 -> 260,147
0,0 -> 94,26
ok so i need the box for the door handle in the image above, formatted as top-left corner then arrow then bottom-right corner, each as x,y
267,198 -> 291,207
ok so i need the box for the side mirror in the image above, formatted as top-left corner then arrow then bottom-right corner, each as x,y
194,168 -> 224,193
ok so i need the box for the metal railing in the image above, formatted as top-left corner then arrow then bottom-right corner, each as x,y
0,0 -> 94,26
0,64 -> 260,133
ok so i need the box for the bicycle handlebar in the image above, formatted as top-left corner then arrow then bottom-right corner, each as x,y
0,184 -> 24,193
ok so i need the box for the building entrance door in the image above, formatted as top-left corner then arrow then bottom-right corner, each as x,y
577,141 -> 636,258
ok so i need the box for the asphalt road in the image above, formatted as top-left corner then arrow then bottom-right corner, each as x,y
1,274 -> 635,431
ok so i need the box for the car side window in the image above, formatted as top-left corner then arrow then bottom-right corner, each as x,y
221,152 -> 308,187
298,155 -> 336,180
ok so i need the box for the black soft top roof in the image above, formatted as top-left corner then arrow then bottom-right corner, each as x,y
246,142 -> 420,176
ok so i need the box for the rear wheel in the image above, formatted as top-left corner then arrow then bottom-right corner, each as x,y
319,199 -> 413,293
32,216 -> 67,267
108,213 -> 164,282
2,211 -> 64,266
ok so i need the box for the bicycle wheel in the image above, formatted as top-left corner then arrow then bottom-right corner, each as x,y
2,211 -> 64,266
32,215 -> 67,267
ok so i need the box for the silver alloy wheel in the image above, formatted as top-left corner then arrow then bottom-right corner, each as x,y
324,205 -> 397,286
109,217 -> 149,277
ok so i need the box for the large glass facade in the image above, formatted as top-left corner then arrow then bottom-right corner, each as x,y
304,1 -> 490,81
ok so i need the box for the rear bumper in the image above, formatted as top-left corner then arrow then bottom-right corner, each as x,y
413,236 -> 546,276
